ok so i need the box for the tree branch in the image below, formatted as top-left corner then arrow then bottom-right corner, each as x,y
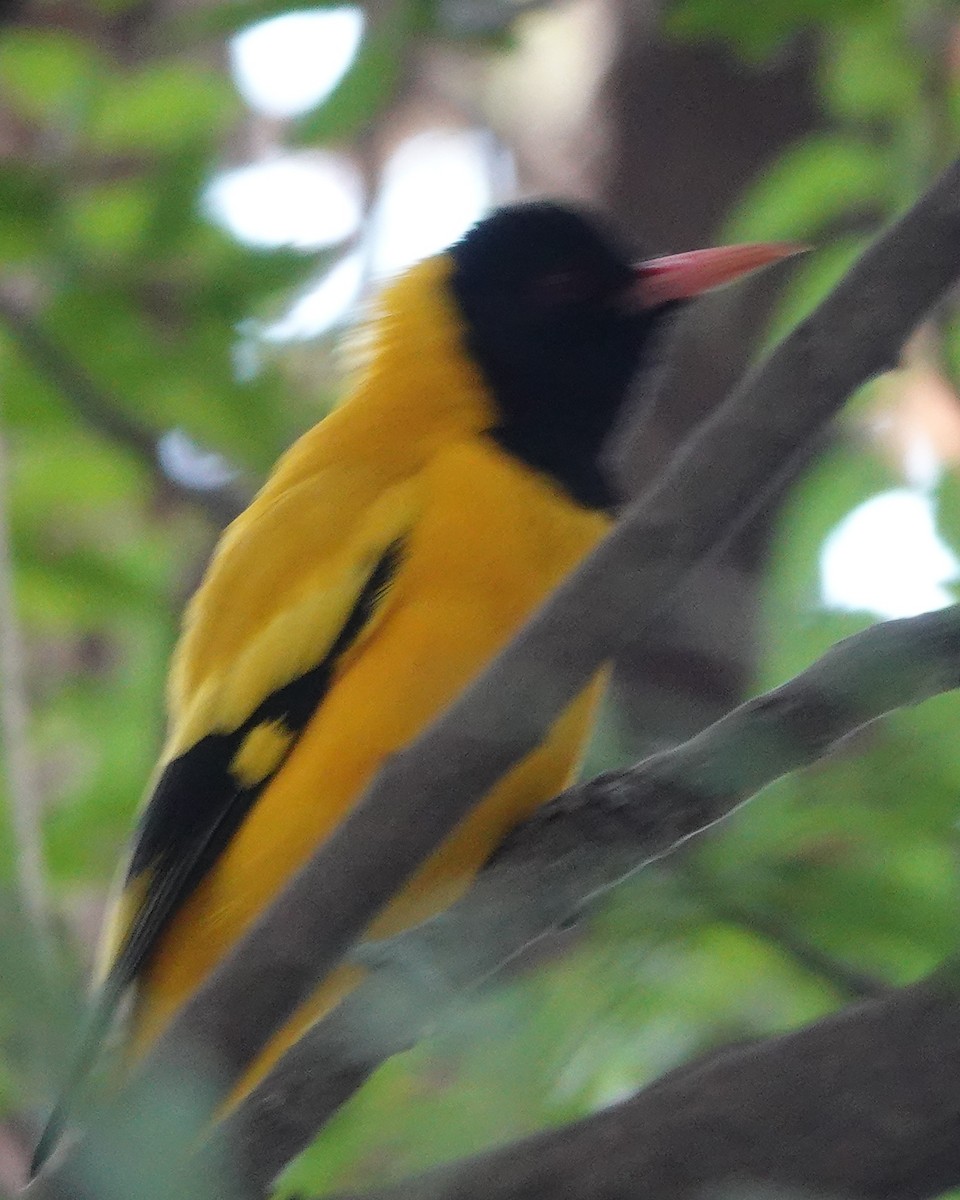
693,884 -> 889,1001
319,964 -> 960,1200
213,603 -> 959,1189
0,295 -> 249,528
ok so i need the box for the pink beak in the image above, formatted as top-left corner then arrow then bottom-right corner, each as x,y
632,242 -> 808,309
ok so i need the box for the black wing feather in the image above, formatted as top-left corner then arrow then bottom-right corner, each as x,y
120,535 -> 404,985
30,538 -> 404,1177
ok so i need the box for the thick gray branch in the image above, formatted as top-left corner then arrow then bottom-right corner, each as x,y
151,154 -> 960,1094
320,965 -> 960,1200
216,604 -> 960,1188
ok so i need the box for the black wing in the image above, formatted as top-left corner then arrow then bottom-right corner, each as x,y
31,538 -> 404,1177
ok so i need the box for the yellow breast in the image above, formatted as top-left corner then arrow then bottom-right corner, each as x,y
134,436 -> 609,1061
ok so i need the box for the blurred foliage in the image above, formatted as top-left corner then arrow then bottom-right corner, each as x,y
1,0 -> 960,1194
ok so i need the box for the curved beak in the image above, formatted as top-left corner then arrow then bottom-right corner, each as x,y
632,242 -> 809,309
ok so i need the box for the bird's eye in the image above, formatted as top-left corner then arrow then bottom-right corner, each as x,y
530,269 -> 588,306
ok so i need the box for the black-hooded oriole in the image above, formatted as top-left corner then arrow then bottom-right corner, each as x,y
34,202 -> 798,1171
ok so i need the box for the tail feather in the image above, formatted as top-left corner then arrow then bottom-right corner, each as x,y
30,976 -> 124,1178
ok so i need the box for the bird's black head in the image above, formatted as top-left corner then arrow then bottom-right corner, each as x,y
449,202 -> 671,510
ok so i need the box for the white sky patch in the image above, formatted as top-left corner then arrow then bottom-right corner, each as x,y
250,129 -> 496,340
230,8 -> 364,119
205,154 -> 362,249
370,129 -> 493,277
157,429 -> 237,490
820,488 -> 958,619
264,251 -> 365,341
215,34 -> 499,344
901,429 -> 943,491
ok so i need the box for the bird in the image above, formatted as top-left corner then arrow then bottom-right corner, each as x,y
33,201 -> 799,1173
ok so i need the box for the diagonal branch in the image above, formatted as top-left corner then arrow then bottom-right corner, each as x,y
318,963 -> 960,1200
0,295 -> 249,528
214,603 -> 960,1188
149,154 -> 960,1099
692,884 -> 889,1001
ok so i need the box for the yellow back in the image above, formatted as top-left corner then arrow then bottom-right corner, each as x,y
120,253 -> 612,1060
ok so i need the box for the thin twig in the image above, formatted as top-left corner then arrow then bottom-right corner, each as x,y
0,425 -> 50,944
0,296 -> 249,528
673,859 -> 888,1002
703,893 -> 888,1002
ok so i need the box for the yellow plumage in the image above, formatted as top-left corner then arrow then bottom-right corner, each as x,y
33,203 -> 798,1175
113,254 -> 609,1072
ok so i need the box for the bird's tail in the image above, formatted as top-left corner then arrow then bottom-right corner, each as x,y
29,975 -> 125,1178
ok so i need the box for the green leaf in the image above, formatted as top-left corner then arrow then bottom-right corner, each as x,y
63,180 -> 155,261
177,227 -> 320,319
934,470 -> 960,557
760,236 -> 866,348
0,29 -> 101,124
10,480 -> 175,634
666,0 -> 885,59
0,162 -> 57,262
293,2 -> 421,143
0,890 -> 85,1106
819,10 -> 923,126
722,136 -> 891,243
89,63 -> 239,153
938,311 -> 960,406
40,622 -> 171,882
0,327 -> 77,433
139,147 -> 212,256
756,435 -> 900,690
40,278 -> 304,473
11,427 -> 146,520
178,0 -> 358,41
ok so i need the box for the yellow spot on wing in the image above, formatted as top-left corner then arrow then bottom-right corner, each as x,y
230,720 -> 295,788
